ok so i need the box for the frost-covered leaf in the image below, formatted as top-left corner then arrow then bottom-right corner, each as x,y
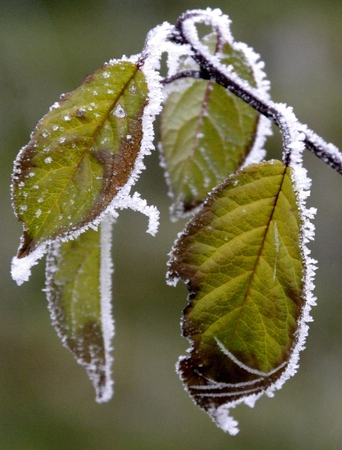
46,218 -> 114,403
168,160 -> 309,434
160,33 -> 266,218
12,59 -> 148,258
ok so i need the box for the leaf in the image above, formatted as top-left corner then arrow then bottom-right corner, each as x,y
45,218 -> 114,403
167,160 -> 307,434
12,59 -> 148,258
160,34 -> 262,218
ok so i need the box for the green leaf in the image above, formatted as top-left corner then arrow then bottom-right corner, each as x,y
168,160 -> 305,433
12,59 -> 148,258
160,34 -> 260,218
46,219 -> 114,403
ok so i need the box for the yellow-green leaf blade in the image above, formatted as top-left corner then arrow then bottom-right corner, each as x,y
160,35 -> 263,218
46,219 -> 114,403
168,160 -> 306,430
12,60 -> 148,257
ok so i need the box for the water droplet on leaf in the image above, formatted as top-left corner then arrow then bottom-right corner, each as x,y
112,103 -> 126,118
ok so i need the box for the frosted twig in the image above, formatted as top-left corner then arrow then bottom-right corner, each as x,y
170,9 -> 342,174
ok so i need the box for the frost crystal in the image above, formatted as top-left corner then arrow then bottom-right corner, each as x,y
265,101 -> 317,392
97,216 -> 115,402
209,405 -> 239,436
11,244 -> 47,285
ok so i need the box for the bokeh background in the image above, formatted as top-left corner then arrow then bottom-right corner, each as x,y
1,1 -> 342,449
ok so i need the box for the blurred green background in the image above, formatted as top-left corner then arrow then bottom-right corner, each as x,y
1,1 -> 342,448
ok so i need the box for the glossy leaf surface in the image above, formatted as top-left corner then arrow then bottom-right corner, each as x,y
12,60 -> 148,257
168,160 -> 305,432
46,221 -> 113,403
160,35 -> 259,217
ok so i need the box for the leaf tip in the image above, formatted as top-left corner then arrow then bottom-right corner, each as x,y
95,378 -> 114,404
16,230 -> 35,259
209,404 -> 240,435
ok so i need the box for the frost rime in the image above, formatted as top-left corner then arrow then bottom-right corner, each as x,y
11,244 -> 47,285
97,216 -> 115,402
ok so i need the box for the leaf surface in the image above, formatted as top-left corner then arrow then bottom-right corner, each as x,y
160,35 -> 260,217
12,60 -> 148,257
46,219 -> 114,403
168,160 -> 305,433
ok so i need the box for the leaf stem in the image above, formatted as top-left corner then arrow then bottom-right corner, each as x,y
161,70 -> 204,85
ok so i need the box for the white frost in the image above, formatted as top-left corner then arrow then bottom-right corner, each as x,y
215,338 -> 287,378
209,405 -> 239,436
11,244 -> 47,285
261,101 -> 318,396
108,191 -> 160,236
97,215 -> 115,403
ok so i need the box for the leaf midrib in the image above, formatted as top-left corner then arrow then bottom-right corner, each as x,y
227,164 -> 289,365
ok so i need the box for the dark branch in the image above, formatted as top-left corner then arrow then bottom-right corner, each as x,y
170,11 -> 342,174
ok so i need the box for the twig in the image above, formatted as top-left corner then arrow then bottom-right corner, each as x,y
170,11 -> 342,174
